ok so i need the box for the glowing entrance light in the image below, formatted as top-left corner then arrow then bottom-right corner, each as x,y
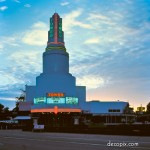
54,106 -> 58,114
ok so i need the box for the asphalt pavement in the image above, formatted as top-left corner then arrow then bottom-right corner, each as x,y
0,130 -> 150,150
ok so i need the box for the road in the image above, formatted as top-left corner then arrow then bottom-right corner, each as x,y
0,130 -> 150,150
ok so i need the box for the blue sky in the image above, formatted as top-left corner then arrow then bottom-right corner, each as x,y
0,0 -> 150,110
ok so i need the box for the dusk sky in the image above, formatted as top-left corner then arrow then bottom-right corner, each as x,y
0,0 -> 150,110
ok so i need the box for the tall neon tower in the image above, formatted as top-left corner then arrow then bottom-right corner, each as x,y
24,12 -> 86,114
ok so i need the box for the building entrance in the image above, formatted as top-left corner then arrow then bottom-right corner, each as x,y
32,113 -> 80,131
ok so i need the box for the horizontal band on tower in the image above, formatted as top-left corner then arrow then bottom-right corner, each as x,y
46,46 -> 66,51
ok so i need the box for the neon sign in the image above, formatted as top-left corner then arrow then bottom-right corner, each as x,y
58,18 -> 62,37
33,96 -> 78,105
47,97 -> 65,104
34,97 -> 46,104
47,93 -> 64,97
50,18 -> 54,37
66,97 -> 78,104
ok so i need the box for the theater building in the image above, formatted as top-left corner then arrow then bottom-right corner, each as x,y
19,13 -> 130,128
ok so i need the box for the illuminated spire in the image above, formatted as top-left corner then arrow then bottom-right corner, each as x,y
46,13 -> 66,51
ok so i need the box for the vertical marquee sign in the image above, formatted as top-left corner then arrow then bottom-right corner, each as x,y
58,18 -> 62,38
50,18 -> 54,37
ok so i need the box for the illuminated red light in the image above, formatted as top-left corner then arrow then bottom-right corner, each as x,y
54,106 -> 58,114
31,108 -> 81,113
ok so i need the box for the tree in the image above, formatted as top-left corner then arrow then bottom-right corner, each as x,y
0,103 -> 4,113
146,102 -> 150,113
17,89 -> 25,101
0,104 -> 10,120
12,101 -> 19,113
12,89 -> 26,114
123,103 -> 134,114
3,107 -> 9,114
135,104 -> 146,115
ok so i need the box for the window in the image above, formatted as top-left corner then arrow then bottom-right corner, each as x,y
108,109 -> 121,113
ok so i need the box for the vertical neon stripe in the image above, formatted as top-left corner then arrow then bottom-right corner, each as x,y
54,14 -> 58,44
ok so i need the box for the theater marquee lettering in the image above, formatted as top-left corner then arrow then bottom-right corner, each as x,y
47,93 -> 64,97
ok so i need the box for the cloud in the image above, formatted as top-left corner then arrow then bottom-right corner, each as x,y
0,36 -> 19,51
0,36 -> 19,54
63,9 -> 92,34
0,49 -> 42,90
22,30 -> 47,45
76,8 -> 150,55
74,21 -> 92,29
0,70 -> 24,86
0,0 -> 5,2
86,13 -> 123,45
32,22 -> 47,29
24,4 -> 31,8
87,12 -> 116,28
0,44 -> 3,51
13,0 -> 20,3
76,75 -> 106,89
0,6 -> 8,11
0,97 -> 16,101
61,2 -> 69,6
88,13 -> 110,21
9,50 -> 42,73
0,25 -> 43,89
22,21 -> 48,46
84,37 -> 100,44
